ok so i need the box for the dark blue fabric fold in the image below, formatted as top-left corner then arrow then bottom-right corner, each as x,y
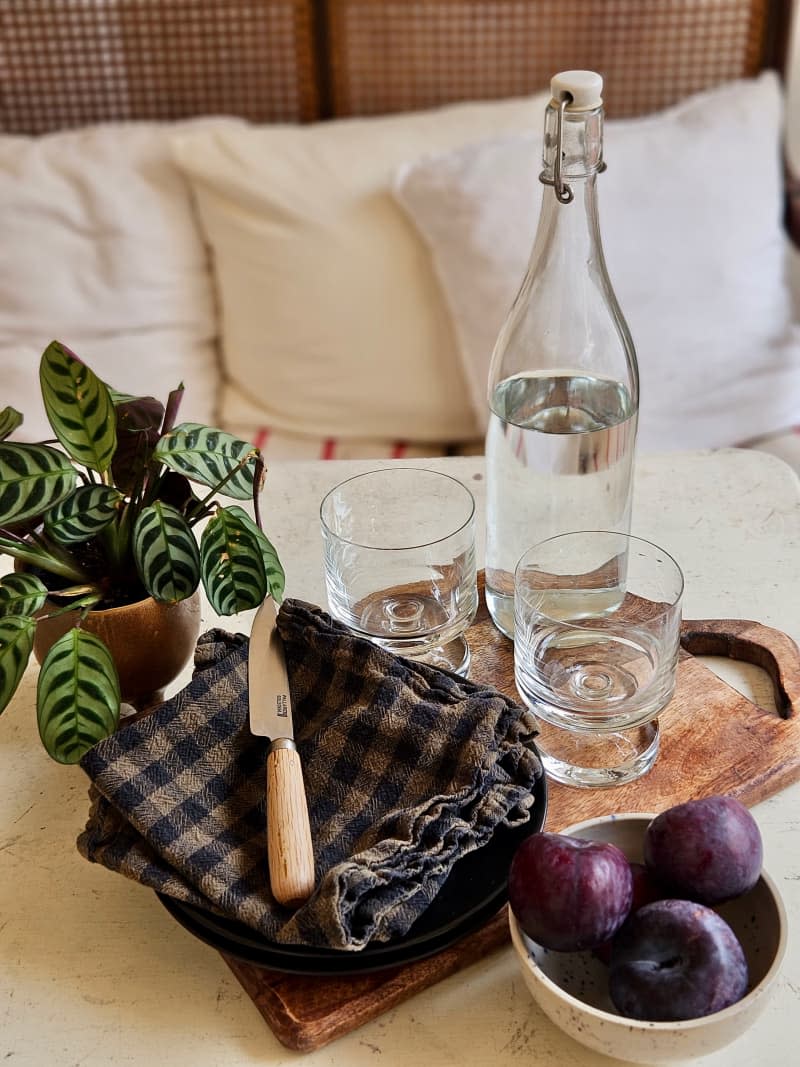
78,599 -> 542,950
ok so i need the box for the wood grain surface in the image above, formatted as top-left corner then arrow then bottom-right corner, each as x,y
224,909 -> 510,1053
223,592 -> 800,1052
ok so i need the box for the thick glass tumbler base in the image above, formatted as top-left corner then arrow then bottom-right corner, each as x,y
533,715 -> 660,788
414,635 -> 471,677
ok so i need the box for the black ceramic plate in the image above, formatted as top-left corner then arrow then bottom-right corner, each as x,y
157,770 -> 547,975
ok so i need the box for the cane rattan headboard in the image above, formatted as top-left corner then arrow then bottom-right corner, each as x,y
0,0 -> 792,134
2,0 -> 796,236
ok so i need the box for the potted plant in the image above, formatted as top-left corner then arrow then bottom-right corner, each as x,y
0,341 -> 284,764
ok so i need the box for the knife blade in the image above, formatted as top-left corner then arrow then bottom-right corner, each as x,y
248,596 -> 315,908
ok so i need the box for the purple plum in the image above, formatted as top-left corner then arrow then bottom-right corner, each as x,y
644,795 -> 763,905
509,832 -> 633,952
609,898 -> 749,1021
594,861 -> 665,964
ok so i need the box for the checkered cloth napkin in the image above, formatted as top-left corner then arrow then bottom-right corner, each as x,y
78,599 -> 542,951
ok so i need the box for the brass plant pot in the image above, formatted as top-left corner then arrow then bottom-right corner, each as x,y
33,590 -> 202,711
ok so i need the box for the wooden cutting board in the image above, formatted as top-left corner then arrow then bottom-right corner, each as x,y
222,594 -> 800,1052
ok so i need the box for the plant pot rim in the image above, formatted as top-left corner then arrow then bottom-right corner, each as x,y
57,590 -> 201,617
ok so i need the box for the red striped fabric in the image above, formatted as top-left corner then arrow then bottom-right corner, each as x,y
252,426 -> 270,450
245,426 -> 454,461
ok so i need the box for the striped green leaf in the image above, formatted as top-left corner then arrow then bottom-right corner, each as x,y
224,506 -> 285,602
133,501 -> 200,604
37,629 -> 120,763
0,406 -> 23,441
108,389 -> 137,404
200,506 -> 268,615
0,615 -> 36,714
0,573 -> 48,617
153,423 -> 259,500
44,485 -> 123,544
0,531 -> 87,582
0,442 -> 77,525
40,341 -> 116,473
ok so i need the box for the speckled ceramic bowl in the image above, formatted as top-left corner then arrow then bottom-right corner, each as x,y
508,813 -> 787,1063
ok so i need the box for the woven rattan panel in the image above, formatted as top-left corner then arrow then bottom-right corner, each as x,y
0,0 -> 318,134
324,0 -> 776,118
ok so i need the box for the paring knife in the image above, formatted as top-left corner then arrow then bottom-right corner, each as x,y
248,596 -> 315,908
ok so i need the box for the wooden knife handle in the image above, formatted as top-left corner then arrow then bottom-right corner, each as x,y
266,742 -> 315,908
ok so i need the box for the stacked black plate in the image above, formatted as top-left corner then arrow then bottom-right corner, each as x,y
158,770 -> 547,975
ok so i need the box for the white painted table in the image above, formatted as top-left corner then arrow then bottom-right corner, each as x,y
1,449 -> 798,1066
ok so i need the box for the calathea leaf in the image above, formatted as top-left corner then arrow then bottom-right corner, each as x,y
0,573 -> 48,617
162,384 -> 185,434
0,406 -> 23,441
37,629 -> 120,763
0,531 -> 86,582
200,507 -> 268,614
154,471 -> 195,513
133,501 -> 200,603
111,395 -> 165,492
0,615 -> 36,714
153,423 -> 260,500
223,506 -> 285,602
44,485 -> 123,544
0,442 -> 77,525
39,341 -> 116,473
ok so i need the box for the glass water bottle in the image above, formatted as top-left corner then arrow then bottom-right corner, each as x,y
485,71 -> 639,638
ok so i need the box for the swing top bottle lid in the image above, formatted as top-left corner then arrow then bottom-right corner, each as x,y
550,70 -> 603,111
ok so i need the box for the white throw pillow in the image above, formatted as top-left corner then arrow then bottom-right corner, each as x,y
743,428 -> 800,476
0,122 -> 222,442
222,422 -> 450,462
171,94 -> 549,444
393,74 -> 800,453
789,243 -> 800,320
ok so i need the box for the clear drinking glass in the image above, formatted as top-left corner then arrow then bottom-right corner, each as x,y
320,468 -> 478,675
514,531 -> 683,787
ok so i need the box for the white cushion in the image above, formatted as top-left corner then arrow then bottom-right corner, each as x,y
789,243 -> 800,320
742,428 -> 800,476
393,74 -> 800,453
223,422 -> 450,462
0,122 -> 222,442
171,94 -> 549,445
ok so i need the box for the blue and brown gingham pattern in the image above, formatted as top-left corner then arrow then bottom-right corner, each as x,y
78,600 -> 542,950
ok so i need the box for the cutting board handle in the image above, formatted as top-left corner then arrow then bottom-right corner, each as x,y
680,618 -> 800,720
